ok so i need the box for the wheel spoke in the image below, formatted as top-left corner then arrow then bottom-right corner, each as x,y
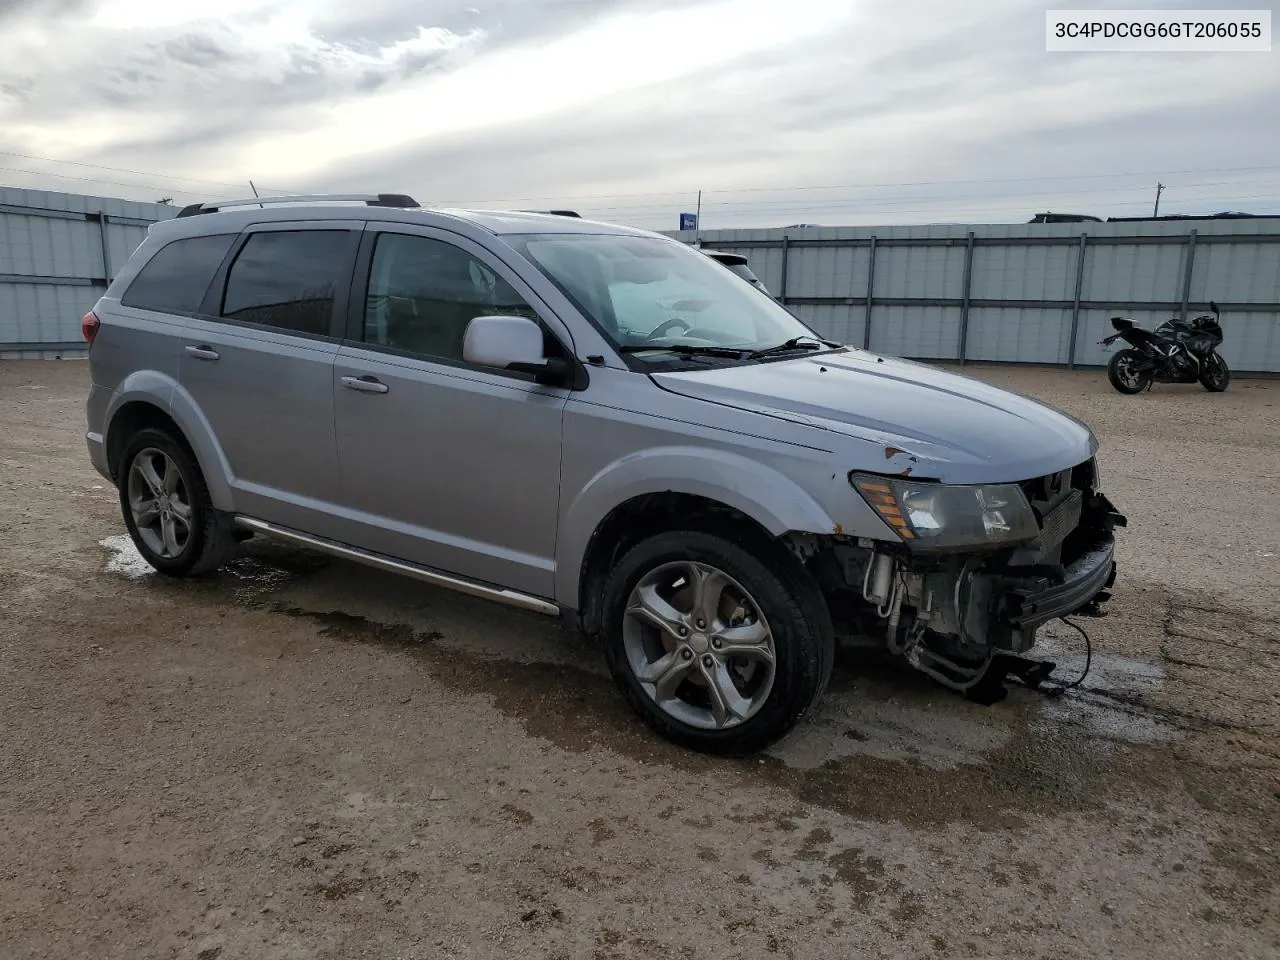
635,649 -> 695,702
627,583 -> 687,641
170,497 -> 192,521
161,456 -> 181,494
137,456 -> 164,495
713,619 -> 774,662
690,564 -> 730,626
160,514 -> 182,557
701,658 -> 754,727
132,497 -> 160,526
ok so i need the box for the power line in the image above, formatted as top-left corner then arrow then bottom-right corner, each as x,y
434,164 -> 1280,206
5,147 -> 1278,214
0,150 -> 297,194
3,157 -> 1274,224
557,177 -> 1280,217
586,190 -> 1280,227
565,185 -> 1280,222
0,165 -> 242,199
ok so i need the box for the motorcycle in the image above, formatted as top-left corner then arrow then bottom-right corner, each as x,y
1100,301 -> 1230,394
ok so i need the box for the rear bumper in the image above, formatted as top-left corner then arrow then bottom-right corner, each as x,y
86,431 -> 112,483
85,382 -> 114,483
1003,533 -> 1117,631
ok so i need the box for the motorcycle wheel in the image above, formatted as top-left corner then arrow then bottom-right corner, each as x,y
1199,353 -> 1230,392
1107,350 -> 1152,394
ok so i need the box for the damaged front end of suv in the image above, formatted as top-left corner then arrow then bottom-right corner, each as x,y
803,457 -> 1126,694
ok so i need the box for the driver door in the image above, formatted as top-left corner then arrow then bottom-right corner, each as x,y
329,226 -> 573,598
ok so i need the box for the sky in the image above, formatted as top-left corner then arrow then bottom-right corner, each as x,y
0,0 -> 1277,230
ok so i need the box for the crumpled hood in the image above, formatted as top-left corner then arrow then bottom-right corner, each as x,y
650,350 -> 1098,484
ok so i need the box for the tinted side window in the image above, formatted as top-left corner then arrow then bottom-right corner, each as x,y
120,234 -> 236,314
364,233 -> 540,361
221,230 -> 352,336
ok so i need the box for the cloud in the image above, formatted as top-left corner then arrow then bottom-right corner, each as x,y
306,0 -> 1280,227
0,0 -> 1275,225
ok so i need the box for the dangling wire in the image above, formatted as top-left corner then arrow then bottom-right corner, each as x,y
1042,616 -> 1093,697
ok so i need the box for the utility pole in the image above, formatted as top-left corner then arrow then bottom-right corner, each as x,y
1153,182 -> 1165,217
695,189 -> 702,244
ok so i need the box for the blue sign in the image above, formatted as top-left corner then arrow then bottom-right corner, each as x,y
679,212 -> 698,231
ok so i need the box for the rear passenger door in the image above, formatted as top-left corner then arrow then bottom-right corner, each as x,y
179,222 -> 360,535
329,226 -> 572,599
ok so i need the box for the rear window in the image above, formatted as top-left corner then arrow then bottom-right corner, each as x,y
219,230 -> 353,337
120,234 -> 236,314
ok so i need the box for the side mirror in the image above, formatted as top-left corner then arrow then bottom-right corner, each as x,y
462,315 -> 568,383
1209,300 -> 1220,316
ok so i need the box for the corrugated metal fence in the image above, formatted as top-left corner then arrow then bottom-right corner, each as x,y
670,219 -> 1280,373
0,187 -> 175,358
3,187 -> 1278,371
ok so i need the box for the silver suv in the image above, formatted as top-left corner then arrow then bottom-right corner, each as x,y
83,193 -> 1125,754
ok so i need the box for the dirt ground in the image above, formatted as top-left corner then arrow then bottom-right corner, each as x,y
1,359 -> 1277,960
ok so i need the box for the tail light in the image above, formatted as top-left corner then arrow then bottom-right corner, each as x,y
81,310 -> 100,348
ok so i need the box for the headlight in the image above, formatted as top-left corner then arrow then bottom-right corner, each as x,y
850,473 -> 1039,550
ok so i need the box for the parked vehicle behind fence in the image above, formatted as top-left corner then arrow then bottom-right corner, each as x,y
699,249 -> 773,297
82,193 -> 1126,754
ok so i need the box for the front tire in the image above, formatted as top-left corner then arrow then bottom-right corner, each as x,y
1199,353 -> 1230,392
1107,349 -> 1152,394
600,530 -> 834,755
117,427 -> 238,577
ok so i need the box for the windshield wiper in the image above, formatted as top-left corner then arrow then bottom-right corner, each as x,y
618,343 -> 749,358
746,335 -> 838,359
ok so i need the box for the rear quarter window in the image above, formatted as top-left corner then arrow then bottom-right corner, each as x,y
120,234 -> 237,314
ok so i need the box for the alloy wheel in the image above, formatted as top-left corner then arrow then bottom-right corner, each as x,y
621,560 -> 777,730
126,447 -> 193,560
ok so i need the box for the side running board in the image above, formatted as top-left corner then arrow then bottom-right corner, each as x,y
233,516 -> 560,617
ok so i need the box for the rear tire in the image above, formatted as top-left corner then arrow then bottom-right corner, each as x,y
1199,353 -> 1230,392
600,530 -> 833,756
117,427 -> 239,577
1107,349 -> 1151,394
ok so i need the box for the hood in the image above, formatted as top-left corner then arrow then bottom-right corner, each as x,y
650,350 -> 1098,484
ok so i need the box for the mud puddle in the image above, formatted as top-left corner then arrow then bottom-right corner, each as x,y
95,539 -> 1211,832
265,601 -> 1183,832
1033,625 -> 1180,744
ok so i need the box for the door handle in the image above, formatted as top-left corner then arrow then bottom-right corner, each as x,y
184,345 -> 219,361
341,375 -> 390,394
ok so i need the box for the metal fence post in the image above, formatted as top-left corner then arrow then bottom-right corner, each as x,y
1067,232 -> 1089,368
778,234 -> 790,305
1180,229 -> 1198,319
957,231 -> 975,364
863,236 -> 876,350
97,213 -> 112,287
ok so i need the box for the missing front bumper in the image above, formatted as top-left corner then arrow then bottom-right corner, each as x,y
1003,534 -> 1118,632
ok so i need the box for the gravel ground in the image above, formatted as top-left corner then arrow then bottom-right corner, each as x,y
1,359 -> 1277,960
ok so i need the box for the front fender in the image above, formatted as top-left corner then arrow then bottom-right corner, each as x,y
554,445 -> 842,607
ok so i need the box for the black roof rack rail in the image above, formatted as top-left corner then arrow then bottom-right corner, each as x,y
519,209 -> 582,218
175,193 -> 421,218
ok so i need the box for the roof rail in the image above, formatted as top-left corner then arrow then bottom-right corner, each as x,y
175,193 -> 420,218
519,209 -> 582,218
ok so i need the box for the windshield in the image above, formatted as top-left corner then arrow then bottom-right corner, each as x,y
510,233 -> 823,361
